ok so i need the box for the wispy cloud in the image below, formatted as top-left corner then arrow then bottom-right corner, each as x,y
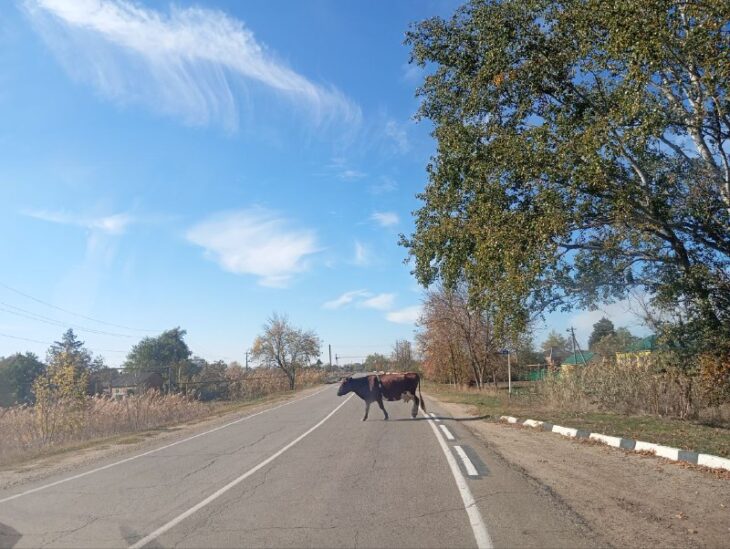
322,289 -> 369,310
384,119 -> 410,154
186,208 -> 320,287
25,0 -> 360,130
353,240 -> 371,266
323,290 -> 396,311
24,209 -> 135,234
386,305 -> 421,325
360,293 -> 395,311
369,176 -> 398,195
371,211 -> 399,227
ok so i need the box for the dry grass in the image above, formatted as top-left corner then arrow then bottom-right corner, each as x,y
0,368 -> 326,467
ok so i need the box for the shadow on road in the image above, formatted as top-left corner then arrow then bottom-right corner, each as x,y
390,415 -> 490,422
0,522 -> 22,548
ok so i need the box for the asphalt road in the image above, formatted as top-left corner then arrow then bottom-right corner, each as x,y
0,385 -> 594,548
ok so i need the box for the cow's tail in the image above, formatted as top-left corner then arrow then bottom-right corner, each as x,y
418,375 -> 426,412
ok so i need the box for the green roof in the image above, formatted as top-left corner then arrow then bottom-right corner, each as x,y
562,351 -> 596,365
625,335 -> 657,353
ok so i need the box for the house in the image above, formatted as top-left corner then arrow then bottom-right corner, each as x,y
616,335 -> 658,365
108,372 -> 164,397
561,351 -> 598,366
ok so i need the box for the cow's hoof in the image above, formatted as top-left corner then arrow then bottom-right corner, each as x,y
411,415 -> 417,419
362,417 -> 367,421
383,416 -> 389,421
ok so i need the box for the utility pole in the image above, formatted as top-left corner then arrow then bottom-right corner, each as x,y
328,344 -> 332,371
568,327 -> 588,366
507,350 -> 512,398
245,350 -> 249,371
335,353 -> 339,368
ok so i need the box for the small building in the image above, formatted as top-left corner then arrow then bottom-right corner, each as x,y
109,372 -> 164,398
616,335 -> 658,365
561,351 -> 597,366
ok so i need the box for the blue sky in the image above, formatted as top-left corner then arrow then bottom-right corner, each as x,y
0,0 -> 648,367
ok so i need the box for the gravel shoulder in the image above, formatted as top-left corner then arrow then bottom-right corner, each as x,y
427,393 -> 730,549
0,386 -> 325,493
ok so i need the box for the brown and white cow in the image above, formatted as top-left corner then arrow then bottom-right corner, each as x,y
337,372 -> 426,420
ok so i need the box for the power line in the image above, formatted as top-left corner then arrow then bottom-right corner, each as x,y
0,302 -> 135,338
0,281 -> 158,333
0,331 -> 127,353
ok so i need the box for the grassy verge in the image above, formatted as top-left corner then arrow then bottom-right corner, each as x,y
423,382 -> 730,458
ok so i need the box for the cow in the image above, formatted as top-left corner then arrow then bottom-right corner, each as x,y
337,372 -> 426,421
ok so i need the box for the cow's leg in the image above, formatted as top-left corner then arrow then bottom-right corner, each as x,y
411,395 -> 420,418
363,401 -> 370,421
377,396 -> 389,420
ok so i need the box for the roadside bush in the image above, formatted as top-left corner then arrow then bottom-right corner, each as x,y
541,353 -> 730,424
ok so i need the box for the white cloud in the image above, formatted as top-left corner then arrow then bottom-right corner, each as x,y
353,240 -> 371,266
24,209 -> 134,234
25,0 -> 360,130
322,289 -> 369,310
386,305 -> 422,325
369,176 -> 398,195
567,299 -> 651,348
371,211 -> 399,227
340,169 -> 366,180
384,119 -> 410,153
186,209 -> 319,287
360,293 -> 395,311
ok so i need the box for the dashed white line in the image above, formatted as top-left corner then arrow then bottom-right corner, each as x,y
130,394 -> 353,549
439,424 -> 455,441
453,445 -> 479,477
422,408 -> 492,549
429,412 -> 441,422
0,386 -> 331,504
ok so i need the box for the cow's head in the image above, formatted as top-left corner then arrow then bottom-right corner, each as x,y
337,376 -> 353,396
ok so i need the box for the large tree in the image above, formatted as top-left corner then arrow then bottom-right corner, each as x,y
124,328 -> 193,390
251,314 -> 320,390
403,0 -> 730,352
0,352 -> 46,406
588,317 -> 616,350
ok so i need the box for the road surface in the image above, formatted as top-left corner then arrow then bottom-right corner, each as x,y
0,385 -> 594,548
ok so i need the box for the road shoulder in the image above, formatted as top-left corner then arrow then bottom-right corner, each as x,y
426,393 -> 730,549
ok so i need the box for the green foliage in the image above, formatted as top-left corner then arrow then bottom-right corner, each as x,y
403,0 -> 730,351
540,330 -> 570,354
47,329 -> 92,373
588,317 -> 615,350
0,353 -> 46,406
124,327 -> 193,389
364,353 -> 390,371
593,327 -> 640,356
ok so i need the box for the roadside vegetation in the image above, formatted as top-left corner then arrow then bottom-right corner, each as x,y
404,0 -> 730,459
0,317 -> 326,467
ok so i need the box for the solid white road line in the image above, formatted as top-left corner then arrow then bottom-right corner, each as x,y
453,446 -> 479,477
421,408 -> 492,549
0,386 -> 331,505
129,394 -> 354,549
439,424 -> 456,441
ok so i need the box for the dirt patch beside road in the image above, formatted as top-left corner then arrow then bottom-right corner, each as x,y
429,394 -> 730,549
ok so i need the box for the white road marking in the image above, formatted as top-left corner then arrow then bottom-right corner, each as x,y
421,408 -> 492,549
439,424 -> 455,441
129,394 -> 354,549
0,386 -> 331,504
429,412 -> 441,422
453,446 -> 479,477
